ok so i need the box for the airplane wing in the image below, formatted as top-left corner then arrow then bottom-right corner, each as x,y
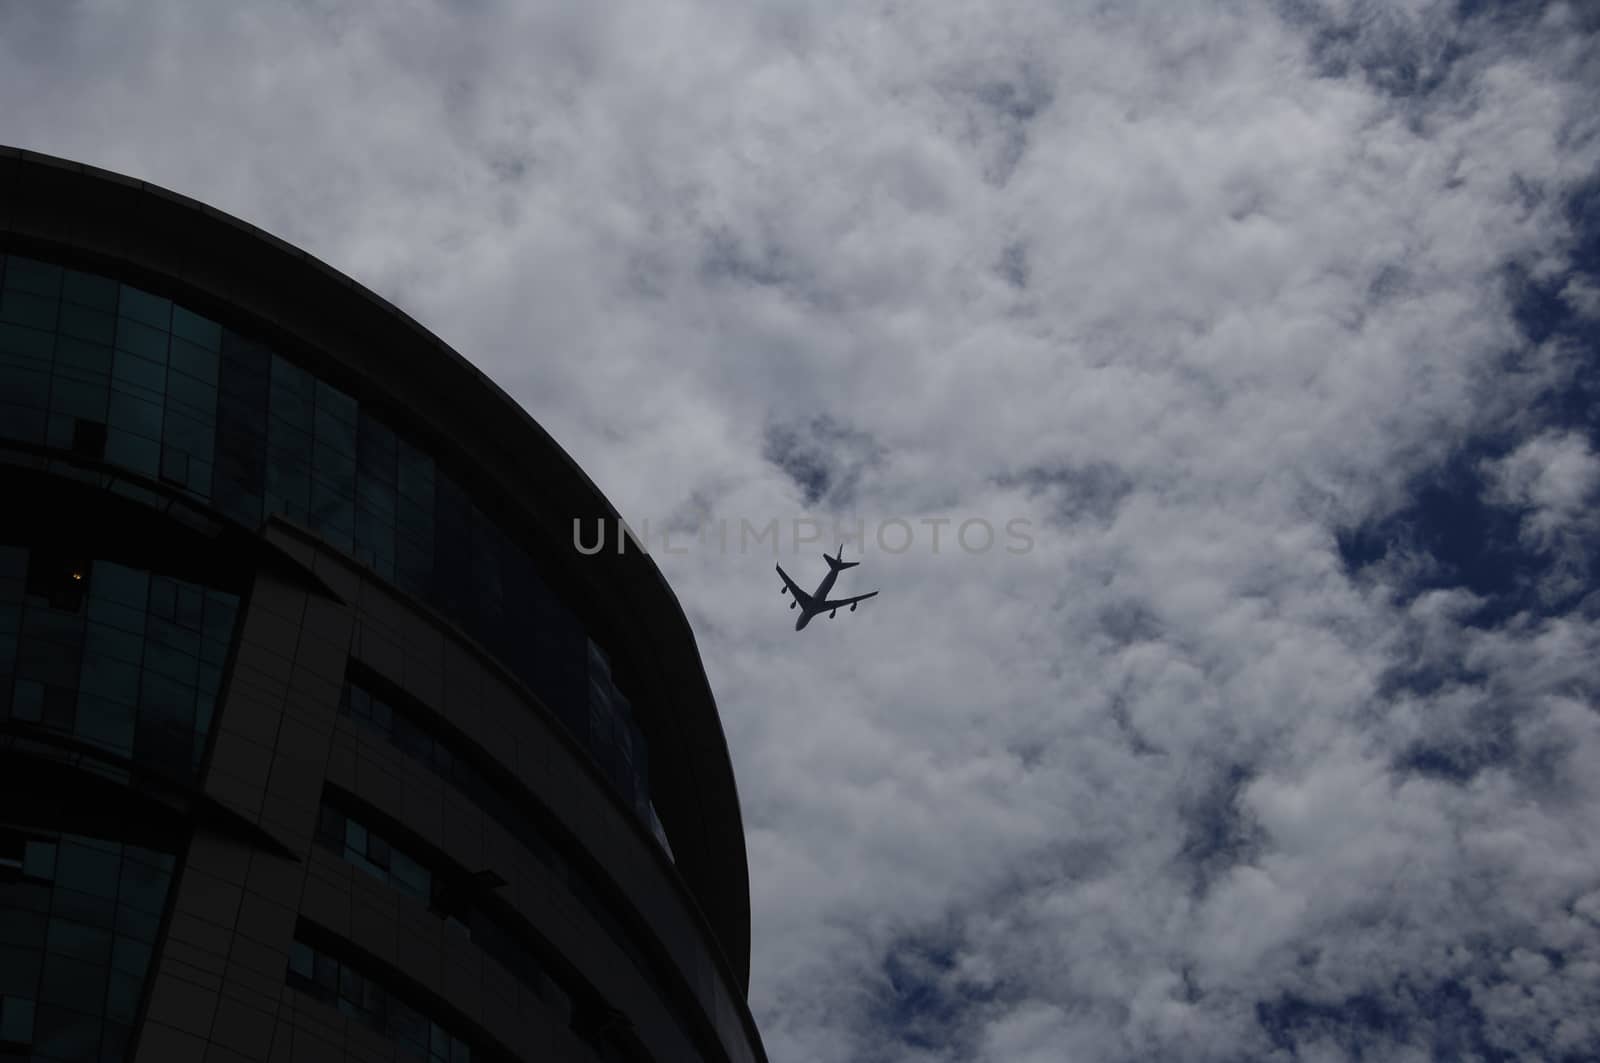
819,591 -> 878,613
776,564 -> 813,607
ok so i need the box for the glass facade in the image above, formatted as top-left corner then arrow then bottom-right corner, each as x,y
0,826 -> 176,1062
0,253 -> 652,830
287,937 -> 474,1063
0,149 -> 767,1063
314,796 -> 574,1027
340,676 -> 578,885
338,675 -> 706,1063
314,801 -> 434,905
0,545 -> 240,780
586,641 -> 661,834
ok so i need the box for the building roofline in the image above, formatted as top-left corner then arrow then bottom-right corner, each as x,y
0,145 -> 754,994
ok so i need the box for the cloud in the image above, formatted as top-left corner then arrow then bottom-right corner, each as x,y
5,0 -> 1600,1060
1483,430 -> 1600,602
762,414 -> 884,509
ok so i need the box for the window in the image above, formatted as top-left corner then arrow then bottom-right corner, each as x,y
116,286 -> 171,332
0,826 -> 174,1063
314,802 -> 432,904
214,330 -> 270,528
158,446 -> 189,487
5,256 -> 64,298
287,937 -> 476,1063
3,251 -> 660,837
338,677 -> 712,1054
312,795 -> 572,1025
0,995 -> 35,1047
11,679 -> 45,724
0,289 -> 59,332
309,379 -> 357,552
337,678 -> 565,874
2,547 -> 240,778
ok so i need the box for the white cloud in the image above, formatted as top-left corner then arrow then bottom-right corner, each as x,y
1485,431 -> 1600,531
1484,430 -> 1600,601
5,0 -> 1600,1059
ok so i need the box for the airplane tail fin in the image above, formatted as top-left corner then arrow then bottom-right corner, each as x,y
825,545 -> 860,571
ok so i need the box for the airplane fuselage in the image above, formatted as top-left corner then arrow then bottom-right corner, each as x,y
795,570 -> 839,630
779,547 -> 877,630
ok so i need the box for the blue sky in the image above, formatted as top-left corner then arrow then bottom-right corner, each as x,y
5,1 -> 1600,1059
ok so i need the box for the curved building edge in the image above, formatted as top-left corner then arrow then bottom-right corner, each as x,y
0,144 -> 766,1063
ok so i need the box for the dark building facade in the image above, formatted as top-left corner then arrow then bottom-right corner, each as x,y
0,147 -> 767,1063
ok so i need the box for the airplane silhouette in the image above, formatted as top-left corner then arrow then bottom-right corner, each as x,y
776,546 -> 879,630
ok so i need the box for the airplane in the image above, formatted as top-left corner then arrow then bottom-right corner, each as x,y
776,545 -> 879,630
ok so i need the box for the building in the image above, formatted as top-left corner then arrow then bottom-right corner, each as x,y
0,147 -> 767,1063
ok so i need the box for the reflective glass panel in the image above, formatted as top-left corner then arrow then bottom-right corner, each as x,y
0,826 -> 174,1061
0,254 -> 656,823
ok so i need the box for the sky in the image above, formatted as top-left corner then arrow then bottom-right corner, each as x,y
5,0 -> 1600,1060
